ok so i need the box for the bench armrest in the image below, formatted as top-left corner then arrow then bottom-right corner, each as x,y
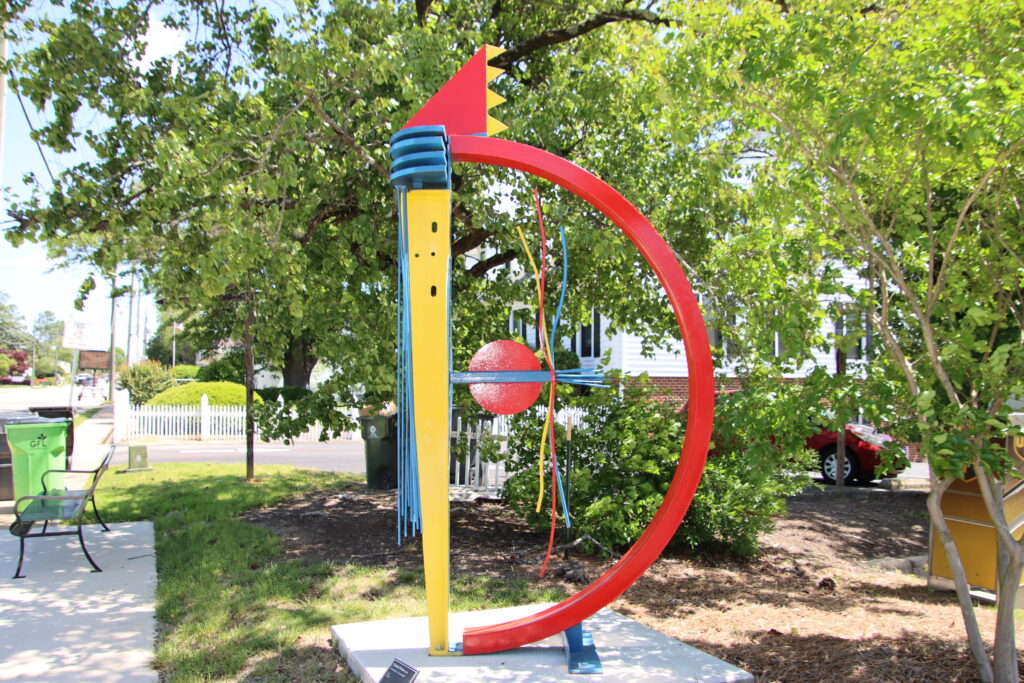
14,493 -> 88,517
41,468 -> 91,493
44,468 -> 98,477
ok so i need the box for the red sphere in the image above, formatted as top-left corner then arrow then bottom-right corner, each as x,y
468,340 -> 543,415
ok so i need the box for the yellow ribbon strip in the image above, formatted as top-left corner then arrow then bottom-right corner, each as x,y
515,225 -> 556,513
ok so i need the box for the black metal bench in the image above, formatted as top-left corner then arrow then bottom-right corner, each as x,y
9,444 -> 115,579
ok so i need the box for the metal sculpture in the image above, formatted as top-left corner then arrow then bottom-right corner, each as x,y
390,45 -> 715,658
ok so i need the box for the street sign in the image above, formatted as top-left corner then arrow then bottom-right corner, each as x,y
79,350 -> 111,370
62,320 -> 100,350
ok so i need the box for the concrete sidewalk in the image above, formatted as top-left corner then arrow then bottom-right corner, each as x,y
1,405 -> 157,681
0,523 -> 157,681
71,404 -> 115,471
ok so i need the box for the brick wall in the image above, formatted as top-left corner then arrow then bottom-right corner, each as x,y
641,376 -> 743,406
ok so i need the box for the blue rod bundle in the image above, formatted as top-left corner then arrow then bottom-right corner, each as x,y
396,188 -> 422,544
549,225 -> 572,526
450,369 -> 608,387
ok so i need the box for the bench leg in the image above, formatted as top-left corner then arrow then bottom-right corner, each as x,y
13,536 -> 27,579
77,526 -> 102,573
91,497 -> 111,532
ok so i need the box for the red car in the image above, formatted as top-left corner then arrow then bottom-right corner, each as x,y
681,392 -> 904,485
808,423 -> 903,485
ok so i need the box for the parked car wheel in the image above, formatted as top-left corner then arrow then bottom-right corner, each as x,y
819,445 -> 861,485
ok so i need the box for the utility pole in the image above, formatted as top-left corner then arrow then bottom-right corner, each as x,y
244,304 -> 255,482
135,287 -> 143,357
835,342 -> 847,489
109,275 -> 117,402
126,273 -> 135,364
1,29 -> 8,182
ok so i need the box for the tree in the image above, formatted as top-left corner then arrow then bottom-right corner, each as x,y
4,0 -> 731,439
0,292 -> 31,350
116,360 -> 172,405
32,310 -> 64,377
145,317 -> 199,367
0,350 -> 30,374
665,2 -> 1024,680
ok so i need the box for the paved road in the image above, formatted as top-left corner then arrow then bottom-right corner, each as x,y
0,384 -> 107,412
110,439 -> 368,474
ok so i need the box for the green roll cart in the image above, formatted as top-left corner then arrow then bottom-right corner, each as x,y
6,418 -> 70,499
359,414 -> 398,489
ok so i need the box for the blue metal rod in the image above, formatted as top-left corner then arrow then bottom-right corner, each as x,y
550,225 -> 569,356
555,457 -> 571,528
451,370 -> 609,384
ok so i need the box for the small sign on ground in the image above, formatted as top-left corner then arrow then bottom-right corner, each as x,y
379,658 -> 418,683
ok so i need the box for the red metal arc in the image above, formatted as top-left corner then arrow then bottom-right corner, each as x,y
450,135 -> 716,655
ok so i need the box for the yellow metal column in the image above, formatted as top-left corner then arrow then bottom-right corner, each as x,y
406,189 -> 453,654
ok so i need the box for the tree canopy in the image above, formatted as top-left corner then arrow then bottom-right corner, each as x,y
3,0 -> 736,433
5,2 -> 1023,677
662,1 -> 1024,679
0,291 -> 31,350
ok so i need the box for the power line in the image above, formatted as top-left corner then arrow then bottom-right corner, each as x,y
14,89 -> 56,184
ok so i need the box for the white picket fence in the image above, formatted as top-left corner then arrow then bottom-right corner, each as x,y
113,387 -> 590,495
118,392 -> 357,442
447,407 -> 590,494
486,406 -> 590,437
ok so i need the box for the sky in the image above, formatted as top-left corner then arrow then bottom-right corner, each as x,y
0,10 -> 186,359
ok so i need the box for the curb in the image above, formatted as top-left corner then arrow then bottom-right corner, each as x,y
879,477 -> 930,491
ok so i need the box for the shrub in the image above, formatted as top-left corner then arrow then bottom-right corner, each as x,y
170,364 -> 200,379
147,381 -> 263,407
117,360 -> 173,405
543,347 -> 581,370
1,350 -> 29,374
670,387 -> 815,555
500,374 -> 811,557
256,386 -> 313,403
196,353 -> 245,383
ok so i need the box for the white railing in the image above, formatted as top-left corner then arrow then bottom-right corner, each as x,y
449,415 -> 506,493
113,387 -> 588,498
448,406 -> 590,495
486,406 -> 590,438
119,392 -> 358,442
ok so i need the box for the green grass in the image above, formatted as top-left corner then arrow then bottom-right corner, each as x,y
73,406 -> 102,427
94,463 -> 565,681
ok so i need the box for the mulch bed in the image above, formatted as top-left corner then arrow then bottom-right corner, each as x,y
243,484 -> 1022,682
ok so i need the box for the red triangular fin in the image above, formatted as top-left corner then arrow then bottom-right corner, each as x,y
403,45 -> 506,135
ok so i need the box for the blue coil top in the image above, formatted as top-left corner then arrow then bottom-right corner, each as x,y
389,126 -> 451,190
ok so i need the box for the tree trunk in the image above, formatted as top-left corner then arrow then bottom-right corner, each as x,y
834,348 -> 846,488
975,466 -> 1023,683
993,539 -> 1022,682
927,472 -> 994,682
244,307 -> 255,482
282,334 -> 317,387
835,428 -> 847,489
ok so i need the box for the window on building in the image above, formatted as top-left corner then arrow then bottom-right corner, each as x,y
835,312 -> 872,361
578,310 -> 602,358
509,312 -> 531,348
580,322 -> 592,357
706,313 -> 738,361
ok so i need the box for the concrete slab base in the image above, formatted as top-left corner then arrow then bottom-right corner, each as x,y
332,603 -> 753,683
0,522 -> 157,681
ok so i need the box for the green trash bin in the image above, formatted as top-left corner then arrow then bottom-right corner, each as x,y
6,419 -> 70,500
359,415 -> 398,490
